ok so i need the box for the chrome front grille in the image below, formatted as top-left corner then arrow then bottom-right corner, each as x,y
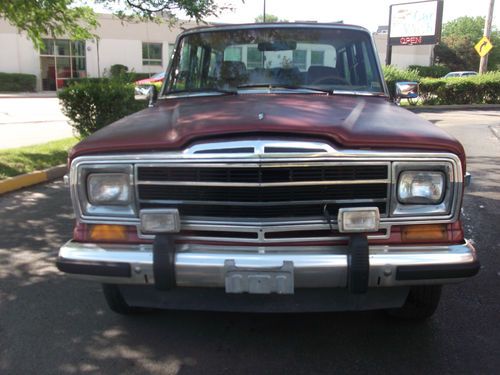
136,163 -> 390,221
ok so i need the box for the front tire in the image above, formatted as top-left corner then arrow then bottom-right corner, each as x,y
386,285 -> 442,321
102,284 -> 147,315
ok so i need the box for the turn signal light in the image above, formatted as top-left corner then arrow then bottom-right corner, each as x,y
88,224 -> 128,241
401,224 -> 448,242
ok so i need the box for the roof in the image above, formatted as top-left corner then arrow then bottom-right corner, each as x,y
179,22 -> 370,36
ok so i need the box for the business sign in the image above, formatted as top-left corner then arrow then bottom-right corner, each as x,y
474,36 -> 493,57
388,0 -> 444,46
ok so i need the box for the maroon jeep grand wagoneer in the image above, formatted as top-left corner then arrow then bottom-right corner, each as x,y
57,23 -> 479,320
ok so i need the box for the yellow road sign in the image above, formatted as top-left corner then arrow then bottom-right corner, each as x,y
475,36 -> 493,57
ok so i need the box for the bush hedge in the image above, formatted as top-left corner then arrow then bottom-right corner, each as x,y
0,73 -> 37,92
382,66 -> 500,105
58,79 -> 148,138
419,72 -> 500,105
408,65 -> 450,78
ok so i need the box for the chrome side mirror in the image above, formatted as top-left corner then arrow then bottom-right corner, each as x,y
395,81 -> 419,103
147,85 -> 159,107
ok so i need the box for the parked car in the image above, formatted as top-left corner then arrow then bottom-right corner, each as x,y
57,23 -> 479,320
444,71 -> 478,78
134,72 -> 165,95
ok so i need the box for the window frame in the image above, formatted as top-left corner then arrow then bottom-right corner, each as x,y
142,42 -> 163,66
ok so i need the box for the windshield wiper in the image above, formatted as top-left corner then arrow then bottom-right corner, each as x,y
165,88 -> 238,97
237,84 -> 333,94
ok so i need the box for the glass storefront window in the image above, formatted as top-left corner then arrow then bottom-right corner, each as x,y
39,39 -> 86,90
71,41 -> 86,57
143,42 -> 163,65
55,40 -> 70,56
71,57 -> 87,78
40,39 -> 55,55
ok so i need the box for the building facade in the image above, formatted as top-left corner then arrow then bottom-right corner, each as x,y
0,16 -> 435,91
0,14 -> 198,91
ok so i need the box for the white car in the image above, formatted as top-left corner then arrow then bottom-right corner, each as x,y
444,71 -> 478,78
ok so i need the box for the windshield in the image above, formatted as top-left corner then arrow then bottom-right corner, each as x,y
165,26 -> 384,95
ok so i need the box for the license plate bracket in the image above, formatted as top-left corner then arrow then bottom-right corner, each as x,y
224,260 -> 294,294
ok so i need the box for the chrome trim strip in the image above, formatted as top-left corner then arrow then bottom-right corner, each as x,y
58,240 -> 477,287
138,198 -> 387,207
136,179 -> 389,187
186,140 -> 336,154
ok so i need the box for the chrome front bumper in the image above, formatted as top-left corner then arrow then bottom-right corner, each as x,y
57,240 -> 479,288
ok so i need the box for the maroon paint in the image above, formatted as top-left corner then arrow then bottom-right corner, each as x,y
69,94 -> 466,168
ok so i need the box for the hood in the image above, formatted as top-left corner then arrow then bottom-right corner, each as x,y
70,94 -> 465,163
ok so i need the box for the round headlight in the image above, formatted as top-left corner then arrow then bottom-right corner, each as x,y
87,173 -> 130,205
398,171 -> 445,204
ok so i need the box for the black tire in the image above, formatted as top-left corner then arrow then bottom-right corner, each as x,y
386,285 -> 442,321
102,284 -> 148,315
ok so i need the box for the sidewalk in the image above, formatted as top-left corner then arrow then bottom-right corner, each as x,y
0,96 -> 74,149
0,91 -> 57,98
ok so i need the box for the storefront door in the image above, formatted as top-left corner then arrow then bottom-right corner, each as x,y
40,39 -> 87,90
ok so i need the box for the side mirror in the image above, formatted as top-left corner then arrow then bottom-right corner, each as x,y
147,85 -> 159,107
395,81 -> 419,104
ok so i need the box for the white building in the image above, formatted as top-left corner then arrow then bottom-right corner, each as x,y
0,14 -> 199,91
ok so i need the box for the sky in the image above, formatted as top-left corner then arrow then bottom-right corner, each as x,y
197,0 -> 499,32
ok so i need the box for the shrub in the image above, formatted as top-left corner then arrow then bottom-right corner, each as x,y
419,72 -> 500,105
382,66 -> 420,99
408,65 -> 450,78
109,64 -> 129,78
0,72 -> 37,92
58,79 -> 148,138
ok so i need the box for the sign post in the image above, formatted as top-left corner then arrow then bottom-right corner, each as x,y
478,0 -> 496,73
386,0 -> 444,66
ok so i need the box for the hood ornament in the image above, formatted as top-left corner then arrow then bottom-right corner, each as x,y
258,112 -> 265,121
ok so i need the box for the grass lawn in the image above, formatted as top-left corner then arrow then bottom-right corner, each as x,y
0,137 -> 78,180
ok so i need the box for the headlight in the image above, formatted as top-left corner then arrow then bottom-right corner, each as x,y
398,171 -> 445,204
87,173 -> 130,205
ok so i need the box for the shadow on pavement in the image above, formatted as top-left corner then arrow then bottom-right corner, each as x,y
0,171 -> 498,374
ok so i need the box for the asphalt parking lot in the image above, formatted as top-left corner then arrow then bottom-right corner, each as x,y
0,109 -> 499,374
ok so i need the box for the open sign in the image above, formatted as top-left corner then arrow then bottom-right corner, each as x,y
399,36 -> 423,45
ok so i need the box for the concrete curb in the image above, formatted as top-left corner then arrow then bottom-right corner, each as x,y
0,92 -> 58,98
0,164 -> 66,195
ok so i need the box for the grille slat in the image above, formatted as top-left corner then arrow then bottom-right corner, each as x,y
138,165 -> 388,182
139,184 -> 387,202
136,164 -> 390,220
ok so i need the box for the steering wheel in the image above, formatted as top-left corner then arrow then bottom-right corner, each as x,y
311,75 -> 350,85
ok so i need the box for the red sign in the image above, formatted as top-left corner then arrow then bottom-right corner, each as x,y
399,36 -> 423,45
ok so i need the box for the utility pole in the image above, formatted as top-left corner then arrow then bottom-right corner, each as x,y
263,0 -> 266,22
479,0 -> 495,73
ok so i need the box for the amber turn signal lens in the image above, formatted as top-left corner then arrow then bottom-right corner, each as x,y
88,224 -> 128,241
401,224 -> 448,242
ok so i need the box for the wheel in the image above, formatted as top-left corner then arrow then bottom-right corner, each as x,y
386,285 -> 442,321
102,284 -> 149,315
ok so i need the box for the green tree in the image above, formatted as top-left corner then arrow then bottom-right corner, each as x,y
255,14 -> 287,23
0,0 -> 224,49
436,16 -> 500,71
0,0 -> 97,48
